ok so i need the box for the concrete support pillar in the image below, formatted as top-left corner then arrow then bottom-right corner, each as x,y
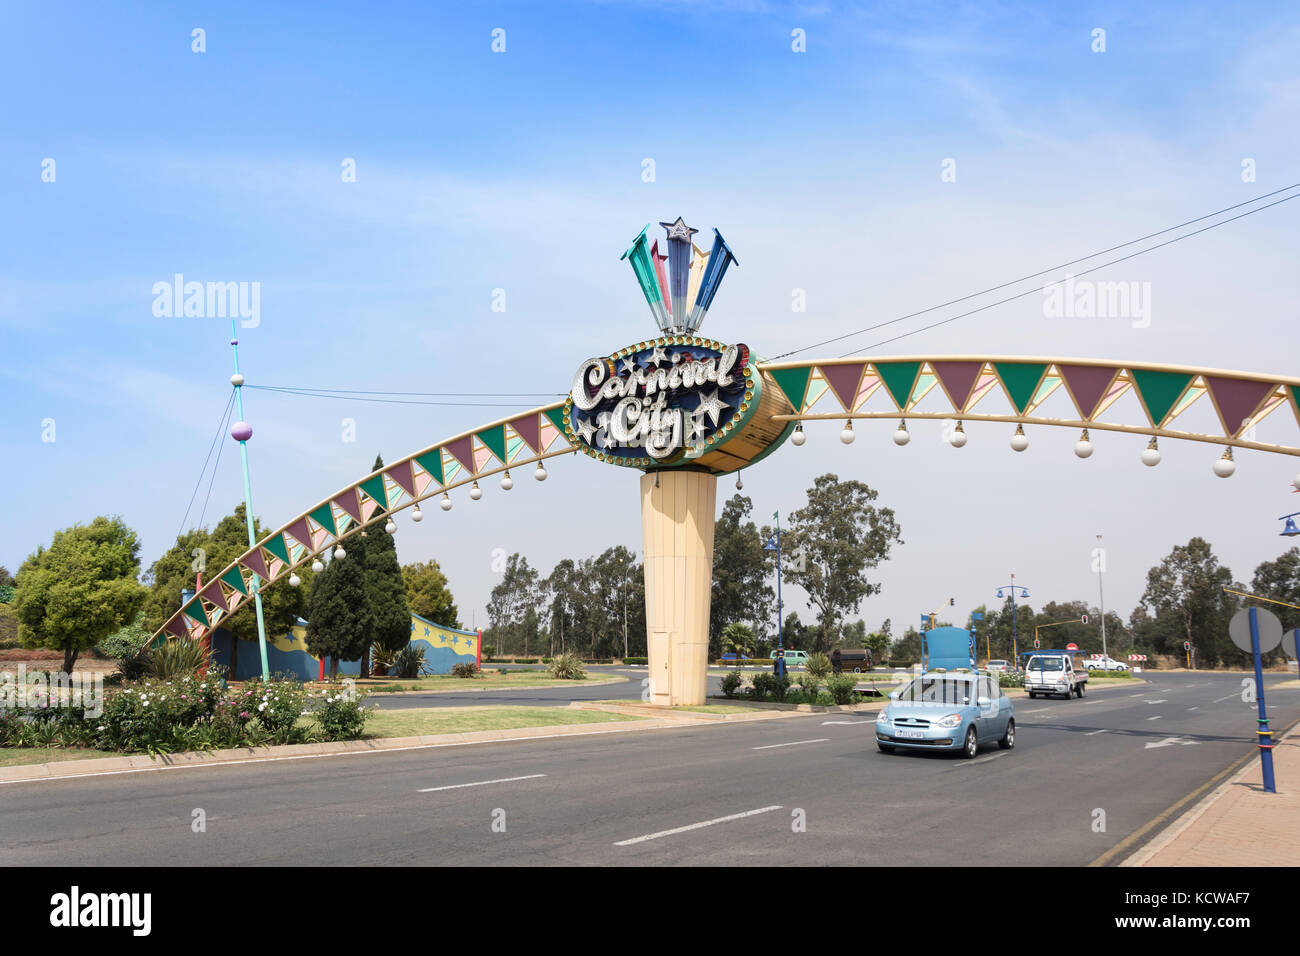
640,469 -> 717,706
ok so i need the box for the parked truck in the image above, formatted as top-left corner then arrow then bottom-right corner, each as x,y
1022,648 -> 1089,699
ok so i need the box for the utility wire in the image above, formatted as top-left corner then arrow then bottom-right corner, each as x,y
244,385 -> 543,408
250,385 -> 564,398
770,183 -> 1300,361
842,188 -> 1300,356
175,390 -> 236,542
197,395 -> 236,531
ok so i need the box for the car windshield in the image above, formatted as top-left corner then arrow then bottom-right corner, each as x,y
1028,656 -> 1063,670
893,677 -> 974,704
988,660 -> 1007,666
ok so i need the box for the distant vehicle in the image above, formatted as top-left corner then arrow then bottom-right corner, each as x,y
770,649 -> 810,666
1023,649 -> 1090,699
831,648 -> 873,673
985,659 -> 1011,673
719,653 -> 743,663
1086,655 -> 1131,672
875,670 -> 1015,758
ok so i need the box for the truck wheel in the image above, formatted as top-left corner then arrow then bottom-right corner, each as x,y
877,742 -> 895,754
962,726 -> 979,759
999,719 -> 1015,750
1028,692 -> 1037,699
1077,682 -> 1085,698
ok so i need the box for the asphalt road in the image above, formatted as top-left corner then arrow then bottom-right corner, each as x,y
2,671 -> 1296,866
370,666 -> 708,709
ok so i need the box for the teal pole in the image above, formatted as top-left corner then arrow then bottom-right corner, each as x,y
229,321 -> 271,681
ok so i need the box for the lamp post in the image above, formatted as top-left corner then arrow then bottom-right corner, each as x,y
229,322 -> 271,682
996,575 -> 1030,669
763,512 -> 785,679
1095,534 -> 1108,659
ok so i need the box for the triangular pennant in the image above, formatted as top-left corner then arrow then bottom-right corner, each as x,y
359,474 -> 388,509
1130,369 -> 1194,427
929,361 -> 984,412
1057,364 -> 1118,420
769,366 -> 813,411
414,450 -> 444,486
874,361 -> 923,410
819,363 -> 866,412
164,616 -> 189,637
333,489 -> 362,524
220,566 -> 248,596
182,597 -> 210,628
385,460 -> 417,497
309,503 -> 337,537
285,517 -> 314,550
544,406 -> 567,434
263,533 -> 290,566
1203,376 -> 1276,437
509,414 -> 541,453
476,425 -> 508,464
240,549 -> 269,580
444,435 -> 474,472
993,362 -> 1049,415
199,581 -> 227,612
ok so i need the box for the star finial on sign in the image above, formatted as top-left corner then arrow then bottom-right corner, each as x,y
620,355 -> 638,376
647,344 -> 668,367
575,417 -> 597,444
659,216 -> 698,244
697,388 -> 731,427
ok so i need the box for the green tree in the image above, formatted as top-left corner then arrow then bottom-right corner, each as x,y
779,474 -> 903,652
865,630 -> 890,665
402,560 -> 459,628
306,551 -> 373,678
0,565 -> 16,604
15,516 -> 147,672
1248,547 -> 1299,666
357,455 -> 411,677
0,603 -> 19,648
721,621 -> 755,659
487,553 -> 541,657
890,626 -> 922,666
1140,537 -> 1239,667
711,495 -> 775,656
544,558 -> 581,656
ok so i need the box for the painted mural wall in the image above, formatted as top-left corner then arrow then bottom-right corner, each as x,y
209,613 -> 479,681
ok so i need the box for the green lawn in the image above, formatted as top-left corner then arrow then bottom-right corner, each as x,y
365,705 -> 642,738
0,748 -> 119,768
674,703 -> 772,715
360,672 -> 629,693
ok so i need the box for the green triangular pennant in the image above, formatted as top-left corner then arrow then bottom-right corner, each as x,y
359,475 -> 388,509
1291,386 -> 1300,417
309,503 -> 337,537
994,362 -> 1049,414
544,406 -> 567,434
415,450 -> 444,486
1131,369 -> 1194,426
476,425 -> 507,464
182,598 -> 210,628
769,366 -> 813,411
220,566 -> 248,596
874,361 -> 923,410
263,534 -> 290,566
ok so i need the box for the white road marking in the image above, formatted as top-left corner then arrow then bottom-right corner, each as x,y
1129,693 -> 1145,697
1021,708 -> 1048,714
953,752 -> 1009,767
1188,706 -> 1198,711
1145,736 -> 1199,749
1148,715 -> 1163,721
418,774 -> 546,793
1145,699 -> 1168,704
821,719 -> 876,725
1085,729 -> 1109,736
1212,694 -> 1237,703
615,805 -> 784,846
751,738 -> 830,750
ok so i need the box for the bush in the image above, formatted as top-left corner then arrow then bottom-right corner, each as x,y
998,671 -> 1025,689
800,677 -> 820,699
235,677 -> 308,744
451,661 -> 479,678
311,683 -> 371,740
748,673 -> 773,699
148,639 -> 211,680
770,673 -> 792,702
391,644 -> 430,679
1088,669 -> 1132,679
826,673 -> 858,704
720,669 -> 744,699
547,652 -> 586,680
623,657 -> 648,665
97,614 -> 153,680
805,652 -> 832,679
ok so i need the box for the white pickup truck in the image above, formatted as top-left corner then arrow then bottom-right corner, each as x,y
1024,650 -> 1089,699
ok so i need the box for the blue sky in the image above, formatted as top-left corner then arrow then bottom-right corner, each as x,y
2,1 -> 1298,637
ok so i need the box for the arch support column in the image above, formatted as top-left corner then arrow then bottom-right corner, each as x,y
640,470 -> 716,706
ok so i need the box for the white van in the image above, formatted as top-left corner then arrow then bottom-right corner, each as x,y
1024,650 -> 1089,699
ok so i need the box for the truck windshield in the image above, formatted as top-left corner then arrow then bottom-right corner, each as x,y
1028,656 -> 1063,670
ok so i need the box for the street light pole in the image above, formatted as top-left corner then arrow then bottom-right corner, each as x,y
229,322 -> 271,682
764,512 -> 785,679
996,574 -> 1030,668
1096,533 -> 1108,659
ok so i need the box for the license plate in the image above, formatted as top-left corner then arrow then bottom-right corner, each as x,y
896,729 -> 925,739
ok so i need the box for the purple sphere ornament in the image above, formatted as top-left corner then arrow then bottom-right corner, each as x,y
231,421 -> 253,442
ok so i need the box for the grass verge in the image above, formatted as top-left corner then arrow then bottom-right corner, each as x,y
365,705 -> 642,738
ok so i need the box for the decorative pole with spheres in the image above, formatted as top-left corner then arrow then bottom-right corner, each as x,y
229,321 -> 272,681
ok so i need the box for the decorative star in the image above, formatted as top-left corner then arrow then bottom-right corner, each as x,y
685,408 -> 708,442
697,388 -> 731,427
620,355 -> 638,375
659,217 -> 699,244
647,345 -> 668,367
575,416 -> 597,443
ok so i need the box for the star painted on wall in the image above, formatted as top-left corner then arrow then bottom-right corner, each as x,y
659,217 -> 699,244
697,388 -> 731,426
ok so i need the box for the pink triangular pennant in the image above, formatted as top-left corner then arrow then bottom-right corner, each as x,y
333,489 -> 362,523
930,361 -> 984,412
240,549 -> 268,580
1204,376 -> 1275,437
820,364 -> 866,411
385,460 -> 417,497
200,581 -> 228,612
1058,365 -> 1118,420
285,517 -> 314,550
444,435 -> 475,471
510,414 -> 541,453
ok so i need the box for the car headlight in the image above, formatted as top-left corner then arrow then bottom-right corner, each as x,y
937,713 -> 962,728
876,710 -> 890,724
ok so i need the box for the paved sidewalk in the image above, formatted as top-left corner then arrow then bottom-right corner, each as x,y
1125,723 -> 1300,866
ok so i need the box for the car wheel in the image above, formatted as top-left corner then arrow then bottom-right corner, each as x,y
962,726 -> 979,759
854,666 -> 862,673
999,718 -> 1015,750
877,742 -> 895,754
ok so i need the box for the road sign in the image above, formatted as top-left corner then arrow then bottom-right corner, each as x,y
1127,654 -> 1147,661
1066,642 -> 1078,650
1081,614 -> 1088,624
1284,629 -> 1299,659
1229,607 -> 1282,654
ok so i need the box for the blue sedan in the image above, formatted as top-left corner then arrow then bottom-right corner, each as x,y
875,671 -> 1015,758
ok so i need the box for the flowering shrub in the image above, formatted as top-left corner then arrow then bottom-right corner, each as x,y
312,683 -> 371,740
237,677 -> 309,744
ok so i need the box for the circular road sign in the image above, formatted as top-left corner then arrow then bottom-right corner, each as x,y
1066,642 -> 1078,650
1283,628 -> 1299,659
1229,607 -> 1283,654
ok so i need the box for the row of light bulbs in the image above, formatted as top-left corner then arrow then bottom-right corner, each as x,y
789,419 -> 1276,480
287,462 -> 551,587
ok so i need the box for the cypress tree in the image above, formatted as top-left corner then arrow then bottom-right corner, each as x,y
305,546 -> 372,679
359,454 -> 411,676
